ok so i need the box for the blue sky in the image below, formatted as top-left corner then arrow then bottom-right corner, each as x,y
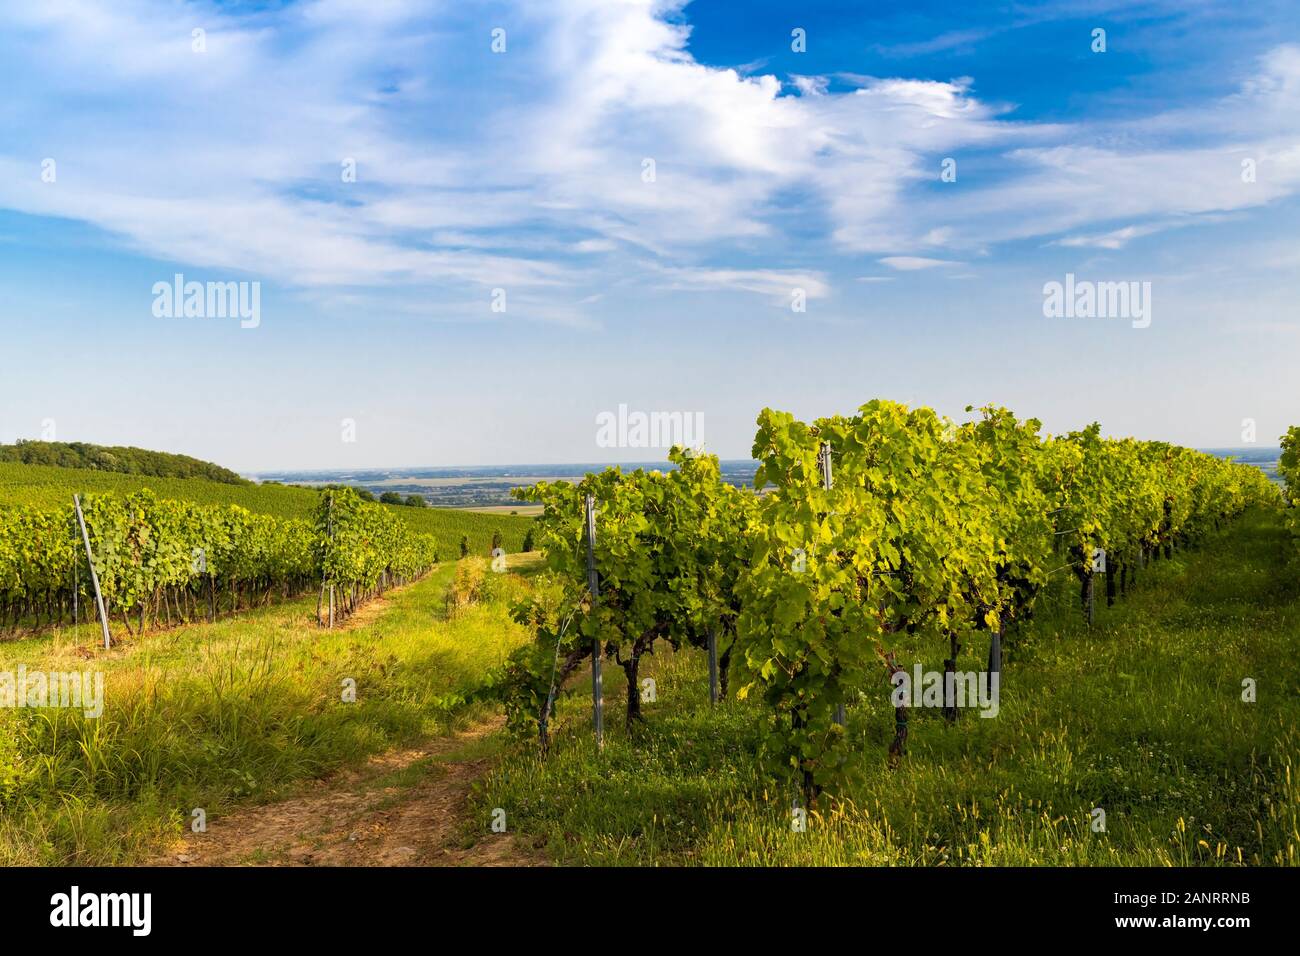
0,0 -> 1297,470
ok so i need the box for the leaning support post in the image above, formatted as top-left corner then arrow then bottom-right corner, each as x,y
73,495 -> 111,649
71,516 -> 79,627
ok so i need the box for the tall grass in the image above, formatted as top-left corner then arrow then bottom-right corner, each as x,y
0,560 -> 535,864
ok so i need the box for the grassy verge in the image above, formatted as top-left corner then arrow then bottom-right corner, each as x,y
0,558 -> 537,865
475,509 -> 1300,866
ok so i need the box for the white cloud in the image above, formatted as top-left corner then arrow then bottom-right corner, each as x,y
879,256 -> 966,271
653,265 -> 830,302
1,1 -> 1298,322
1054,223 -> 1175,249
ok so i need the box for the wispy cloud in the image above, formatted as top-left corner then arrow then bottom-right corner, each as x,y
1054,223 -> 1177,249
879,256 -> 967,271
870,28 -> 997,58
1,0 -> 1298,324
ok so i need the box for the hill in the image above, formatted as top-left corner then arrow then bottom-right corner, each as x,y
0,441 -> 245,484
0,460 -> 533,558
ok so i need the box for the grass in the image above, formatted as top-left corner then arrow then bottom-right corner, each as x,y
0,557 -> 538,865
0,460 -> 534,557
2,508 -> 1294,867
474,508 -> 1300,866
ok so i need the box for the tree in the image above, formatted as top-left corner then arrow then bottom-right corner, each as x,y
379,492 -> 404,505
0,440 -> 246,484
321,484 -> 377,503
405,494 -> 427,508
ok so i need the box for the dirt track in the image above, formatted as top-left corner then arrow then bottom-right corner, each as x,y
155,718 -> 545,867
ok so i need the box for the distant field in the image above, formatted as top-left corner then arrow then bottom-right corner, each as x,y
289,476 -> 562,489
252,460 -> 763,507
463,504 -> 544,516
0,462 -> 534,558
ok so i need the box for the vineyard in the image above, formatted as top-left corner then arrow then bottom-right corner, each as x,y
0,461 -> 533,562
7,0 -> 1298,909
494,401 -> 1281,804
0,404 -> 1293,868
0,486 -> 441,636
1282,426 -> 1300,554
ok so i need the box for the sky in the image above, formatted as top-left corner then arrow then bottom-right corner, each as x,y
0,0 -> 1297,471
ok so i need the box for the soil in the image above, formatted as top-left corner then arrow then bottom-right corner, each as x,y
153,717 -> 545,867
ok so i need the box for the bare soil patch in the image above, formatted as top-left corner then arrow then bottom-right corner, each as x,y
154,718 -> 545,867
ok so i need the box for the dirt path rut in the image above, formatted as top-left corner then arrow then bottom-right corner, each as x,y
155,718 -> 545,867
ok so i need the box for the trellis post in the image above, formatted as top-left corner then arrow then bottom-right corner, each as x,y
585,494 -> 603,747
327,492 -> 336,628
708,628 -> 719,704
820,443 -> 846,727
71,513 -> 79,627
73,495 -> 111,649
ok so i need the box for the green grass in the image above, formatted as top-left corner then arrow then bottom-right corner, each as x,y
475,508 -> 1300,866
0,460 -> 534,558
3,507 -> 1294,867
0,560 -> 536,865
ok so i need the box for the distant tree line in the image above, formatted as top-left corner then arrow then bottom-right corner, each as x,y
381,491 -> 428,508
312,485 -> 427,508
0,440 -> 246,484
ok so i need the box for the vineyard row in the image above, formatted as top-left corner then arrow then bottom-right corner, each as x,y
493,401 -> 1284,802
0,486 -> 439,637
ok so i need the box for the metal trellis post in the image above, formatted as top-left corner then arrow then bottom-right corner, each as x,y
585,494 -> 603,746
73,495 -> 111,649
